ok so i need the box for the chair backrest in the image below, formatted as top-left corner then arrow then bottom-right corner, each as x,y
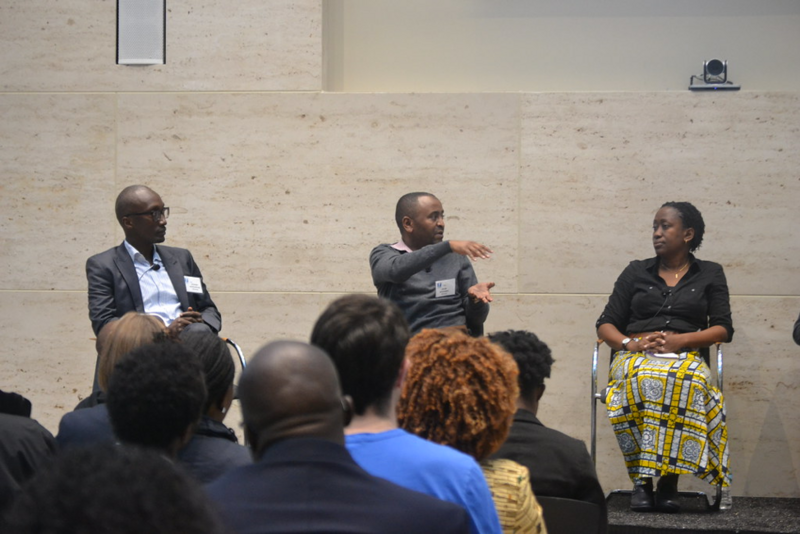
223,338 -> 247,371
537,496 -> 604,534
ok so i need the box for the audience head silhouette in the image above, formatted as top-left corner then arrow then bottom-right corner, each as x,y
239,340 -> 351,459
106,342 -> 206,457
180,332 -> 236,421
97,311 -> 167,392
487,329 -> 554,414
310,294 -> 410,417
398,329 -> 518,461
4,444 -> 224,534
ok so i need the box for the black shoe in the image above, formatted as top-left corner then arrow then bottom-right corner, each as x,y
630,482 -> 654,512
656,476 -> 681,513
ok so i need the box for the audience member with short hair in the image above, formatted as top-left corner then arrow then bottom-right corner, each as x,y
97,313 -> 168,394
206,340 -> 471,534
83,311 -> 168,406
310,294 -> 502,534
177,331 -> 251,483
106,342 -> 207,458
399,329 -> 548,534
489,330 -> 607,528
0,390 -> 57,518
56,312 -> 167,451
3,444 -> 225,534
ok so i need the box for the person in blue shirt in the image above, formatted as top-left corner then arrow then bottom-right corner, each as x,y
311,294 -> 502,534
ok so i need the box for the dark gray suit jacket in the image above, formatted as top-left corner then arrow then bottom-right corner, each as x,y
206,438 -> 470,534
86,243 -> 221,336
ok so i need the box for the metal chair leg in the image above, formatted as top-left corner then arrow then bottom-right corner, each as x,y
591,341 -> 600,465
224,338 -> 247,370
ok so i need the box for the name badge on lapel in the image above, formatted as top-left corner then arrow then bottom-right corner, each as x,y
435,279 -> 456,298
184,276 -> 203,294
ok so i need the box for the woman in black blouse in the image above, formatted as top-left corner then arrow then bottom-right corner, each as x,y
596,202 -> 733,513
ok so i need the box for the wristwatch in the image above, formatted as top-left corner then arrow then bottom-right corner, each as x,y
621,338 -> 632,350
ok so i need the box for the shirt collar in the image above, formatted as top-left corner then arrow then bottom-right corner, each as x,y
514,408 -> 543,426
391,239 -> 413,253
124,240 -> 162,265
644,253 -> 698,275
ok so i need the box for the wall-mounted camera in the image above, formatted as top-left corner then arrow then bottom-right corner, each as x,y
689,59 -> 740,91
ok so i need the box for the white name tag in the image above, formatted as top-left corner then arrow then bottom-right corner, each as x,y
184,276 -> 203,294
645,351 -> 680,360
435,278 -> 456,298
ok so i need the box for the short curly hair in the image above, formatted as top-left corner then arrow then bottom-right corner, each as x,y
661,201 -> 705,252
488,330 -> 554,404
5,444 -> 224,534
107,342 -> 206,451
397,329 -> 519,461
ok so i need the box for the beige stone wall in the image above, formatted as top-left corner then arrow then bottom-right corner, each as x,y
1,0 -> 799,499
328,1 -> 800,92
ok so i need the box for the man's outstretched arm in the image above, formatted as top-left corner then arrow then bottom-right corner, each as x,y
370,240 -> 492,285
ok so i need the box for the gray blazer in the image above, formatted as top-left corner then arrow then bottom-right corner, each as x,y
86,243 -> 221,335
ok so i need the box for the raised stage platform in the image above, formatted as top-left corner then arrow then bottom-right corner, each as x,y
607,494 -> 800,534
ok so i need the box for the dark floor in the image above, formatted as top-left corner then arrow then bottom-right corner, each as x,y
607,493 -> 800,534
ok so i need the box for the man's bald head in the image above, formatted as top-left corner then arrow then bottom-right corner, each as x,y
239,341 -> 349,459
395,192 -> 436,231
115,185 -> 158,224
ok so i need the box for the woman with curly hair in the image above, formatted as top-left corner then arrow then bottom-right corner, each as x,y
597,202 -> 732,512
398,329 -> 547,534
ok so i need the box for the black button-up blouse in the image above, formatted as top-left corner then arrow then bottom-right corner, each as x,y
596,255 -> 734,341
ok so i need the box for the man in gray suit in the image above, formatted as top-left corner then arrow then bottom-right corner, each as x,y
86,185 -> 220,338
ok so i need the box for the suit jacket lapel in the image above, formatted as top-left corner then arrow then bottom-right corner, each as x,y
113,244 -> 144,312
160,247 -> 190,310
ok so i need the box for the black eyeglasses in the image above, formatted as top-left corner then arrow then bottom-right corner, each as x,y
125,207 -> 170,222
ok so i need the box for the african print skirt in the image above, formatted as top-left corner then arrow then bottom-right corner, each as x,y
606,350 -> 731,486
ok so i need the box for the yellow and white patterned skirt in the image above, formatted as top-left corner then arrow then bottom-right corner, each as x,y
606,350 -> 730,486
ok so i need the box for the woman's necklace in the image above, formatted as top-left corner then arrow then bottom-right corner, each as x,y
661,260 -> 690,279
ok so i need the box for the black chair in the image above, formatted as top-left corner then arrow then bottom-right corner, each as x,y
537,495 -> 604,534
590,340 -> 726,510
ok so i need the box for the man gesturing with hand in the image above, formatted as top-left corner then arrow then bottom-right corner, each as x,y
370,192 -> 494,336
